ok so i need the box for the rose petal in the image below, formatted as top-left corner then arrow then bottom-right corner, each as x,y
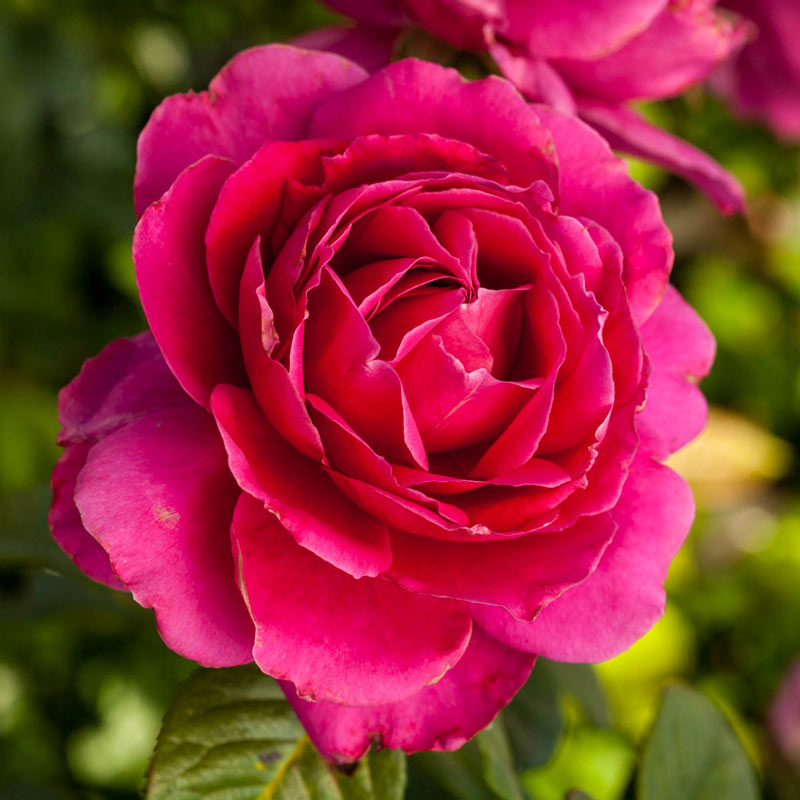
490,43 -> 578,113
637,285 -> 715,460
310,59 -> 558,191
505,0 -> 667,60
211,384 -> 392,579
238,240 -> 325,460
473,454 -> 694,661
134,44 -> 367,215
282,625 -> 534,762
403,0 -> 504,49
534,105 -> 673,325
388,511 -> 615,619
294,24 -> 397,73
714,0 -> 800,141
579,102 -> 745,214
232,493 -> 472,706
555,0 -> 748,102
396,333 -> 531,454
303,267 -> 428,468
133,156 -> 247,406
205,138 -> 343,325
51,333 -> 192,590
50,444 -> 125,590
57,332 -> 189,445
74,405 -> 254,667
324,0 -> 401,27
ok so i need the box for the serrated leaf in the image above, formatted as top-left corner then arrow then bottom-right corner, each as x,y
638,685 -> 761,800
145,665 -> 406,800
477,718 -> 524,800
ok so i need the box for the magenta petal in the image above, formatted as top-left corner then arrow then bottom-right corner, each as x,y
57,332 -> 189,445
474,455 -> 694,662
490,43 -> 577,114
134,44 -> 367,215
310,59 -> 558,190
211,384 -> 392,579
74,405 -> 254,667
637,285 -> 715,460
282,625 -> 534,762
303,268 -> 428,469
133,156 -> 247,406
206,138 -> 341,325
388,511 -> 615,619
505,0 -> 667,60
51,333 -> 192,589
324,0 -> 401,27
402,0 -> 504,49
50,444 -> 125,590
555,0 -> 748,103
238,240 -> 325,461
535,105 -> 672,325
714,0 -> 800,141
578,102 -> 745,214
293,25 -> 397,73
232,493 -> 472,706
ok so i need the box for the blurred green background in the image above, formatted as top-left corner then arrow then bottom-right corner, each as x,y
1,1 -> 800,798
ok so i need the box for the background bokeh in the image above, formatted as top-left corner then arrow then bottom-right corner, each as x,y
1,2 -> 799,798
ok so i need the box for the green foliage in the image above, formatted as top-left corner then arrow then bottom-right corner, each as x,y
638,685 -> 761,800
145,665 -> 406,800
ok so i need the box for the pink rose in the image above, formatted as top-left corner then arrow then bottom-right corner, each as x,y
50,46 -> 713,762
308,0 -> 749,212
713,0 -> 800,141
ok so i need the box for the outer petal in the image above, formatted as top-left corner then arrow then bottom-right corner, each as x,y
282,626 -> 534,762
403,0 -> 505,50
74,405 -> 255,667
211,384 -> 392,579
293,25 -> 397,73
474,455 -> 694,661
134,44 -> 368,215
505,0 -> 667,60
490,43 -> 578,114
310,59 -> 559,191
56,332 -> 189,445
232,493 -> 472,706
133,156 -> 247,406
578,101 -> 745,214
714,0 -> 800,141
637,285 -> 715,460
50,444 -> 125,590
50,333 -> 191,590
535,105 -> 673,324
555,0 -> 748,102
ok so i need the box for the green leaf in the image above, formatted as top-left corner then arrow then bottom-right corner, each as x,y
477,718 -> 524,800
539,661 -> 611,728
503,660 -> 563,770
637,685 -> 761,800
410,745 -> 497,800
565,791 -> 595,800
145,665 -> 406,800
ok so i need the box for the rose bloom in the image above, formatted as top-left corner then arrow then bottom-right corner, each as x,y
713,0 -> 800,141
307,0 -> 749,213
50,45 -> 713,762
